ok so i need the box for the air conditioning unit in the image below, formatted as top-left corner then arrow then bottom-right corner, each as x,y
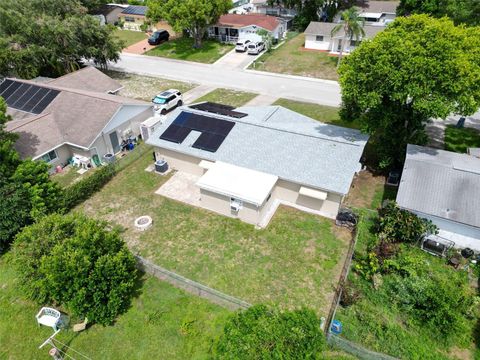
230,198 -> 243,213
140,116 -> 165,141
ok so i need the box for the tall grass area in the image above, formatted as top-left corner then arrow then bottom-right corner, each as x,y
335,212 -> 479,359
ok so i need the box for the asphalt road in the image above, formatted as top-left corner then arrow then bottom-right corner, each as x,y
108,53 -> 342,107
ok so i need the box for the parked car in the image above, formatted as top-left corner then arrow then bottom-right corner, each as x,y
235,39 -> 251,52
152,89 -> 182,114
148,30 -> 170,45
247,41 -> 265,55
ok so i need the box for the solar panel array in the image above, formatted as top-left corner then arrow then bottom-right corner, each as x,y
0,79 -> 59,115
160,111 -> 235,152
121,5 -> 147,15
189,102 -> 248,119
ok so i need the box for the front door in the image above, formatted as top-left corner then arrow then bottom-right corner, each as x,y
337,39 -> 343,52
109,131 -> 120,153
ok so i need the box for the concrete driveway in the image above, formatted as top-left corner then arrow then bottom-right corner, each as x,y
213,48 -> 260,70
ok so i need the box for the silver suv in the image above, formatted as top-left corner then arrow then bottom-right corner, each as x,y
152,89 -> 183,114
247,41 -> 265,55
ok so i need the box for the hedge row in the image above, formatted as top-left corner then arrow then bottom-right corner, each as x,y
62,164 -> 117,210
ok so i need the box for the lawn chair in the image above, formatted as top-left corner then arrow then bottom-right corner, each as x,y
36,307 -> 62,331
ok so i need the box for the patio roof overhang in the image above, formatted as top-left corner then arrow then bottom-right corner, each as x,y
196,161 -> 278,206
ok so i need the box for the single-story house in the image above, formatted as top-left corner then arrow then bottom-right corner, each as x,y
3,67 -> 153,170
333,1 -> 399,26
93,4 -> 128,25
208,14 -> 286,43
119,5 -> 149,31
146,103 -> 368,225
397,144 -> 480,250
304,22 -> 384,54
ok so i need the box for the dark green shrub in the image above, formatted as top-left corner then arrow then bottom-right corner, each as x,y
376,201 -> 437,244
0,183 -> 32,252
213,304 -> 326,359
12,213 -> 137,325
62,164 -> 116,210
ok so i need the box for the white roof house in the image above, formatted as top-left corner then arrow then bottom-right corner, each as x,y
397,144 -> 480,250
147,103 -> 368,225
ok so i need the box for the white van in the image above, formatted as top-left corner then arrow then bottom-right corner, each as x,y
247,41 -> 265,55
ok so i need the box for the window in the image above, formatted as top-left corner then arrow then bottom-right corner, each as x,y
41,150 -> 58,163
124,16 -> 135,22
316,35 -> 324,42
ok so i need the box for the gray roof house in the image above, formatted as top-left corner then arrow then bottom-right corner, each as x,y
304,22 -> 384,54
147,103 -> 368,225
397,144 -> 480,250
3,67 -> 153,170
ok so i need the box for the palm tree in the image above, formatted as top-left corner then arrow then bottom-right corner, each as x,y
331,7 -> 365,68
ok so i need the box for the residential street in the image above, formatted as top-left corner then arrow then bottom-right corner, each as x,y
107,53 -> 342,106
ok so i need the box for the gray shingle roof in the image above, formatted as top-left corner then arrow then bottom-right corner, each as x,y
361,1 -> 399,14
397,144 -> 480,229
304,21 -> 385,38
147,105 -> 368,195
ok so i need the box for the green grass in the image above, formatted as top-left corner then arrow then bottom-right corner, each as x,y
250,33 -> 338,80
146,37 -> 234,64
114,29 -> 148,48
273,98 -> 361,129
444,125 -> 480,153
0,257 -> 229,359
79,149 -> 352,317
194,88 -> 258,108
334,214 -> 479,360
51,165 -> 93,188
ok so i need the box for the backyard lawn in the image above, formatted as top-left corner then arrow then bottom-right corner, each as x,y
273,98 -> 361,129
104,70 -> 196,102
0,258 -> 230,360
194,88 -> 258,108
444,125 -> 480,153
79,148 -> 352,317
146,38 -> 233,64
250,33 -> 338,80
114,29 -> 148,48
344,171 -> 397,211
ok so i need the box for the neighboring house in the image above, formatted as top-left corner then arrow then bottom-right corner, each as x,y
397,144 -> 480,250
93,4 -> 128,25
208,14 -> 286,43
304,21 -> 384,54
334,1 -> 399,26
146,103 -> 368,225
119,5 -> 148,31
2,67 -> 153,170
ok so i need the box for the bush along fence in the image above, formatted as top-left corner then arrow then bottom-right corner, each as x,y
325,212 -> 399,360
62,144 -> 152,210
135,255 -> 252,311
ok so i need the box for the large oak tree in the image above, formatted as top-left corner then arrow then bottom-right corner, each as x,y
147,0 -> 231,48
338,15 -> 480,168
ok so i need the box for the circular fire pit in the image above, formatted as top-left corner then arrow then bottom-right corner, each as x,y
134,216 -> 153,231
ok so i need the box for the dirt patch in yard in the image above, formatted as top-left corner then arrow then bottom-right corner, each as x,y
344,171 -> 397,210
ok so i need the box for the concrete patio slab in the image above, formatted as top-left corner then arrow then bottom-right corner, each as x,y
155,171 -> 201,206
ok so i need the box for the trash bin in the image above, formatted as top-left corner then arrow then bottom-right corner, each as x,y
103,153 -> 116,164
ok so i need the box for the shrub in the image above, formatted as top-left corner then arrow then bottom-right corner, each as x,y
0,183 -> 32,252
213,304 -> 326,359
62,164 -> 116,210
340,281 -> 362,307
376,201 -> 437,244
11,159 -> 63,218
12,213 -> 137,325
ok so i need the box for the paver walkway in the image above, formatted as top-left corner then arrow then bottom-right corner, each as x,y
108,53 -> 341,106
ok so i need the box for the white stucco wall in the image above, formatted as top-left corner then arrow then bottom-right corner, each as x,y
305,34 -> 331,50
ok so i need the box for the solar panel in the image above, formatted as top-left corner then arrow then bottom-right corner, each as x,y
159,124 -> 191,143
189,102 -> 248,119
30,89 -> 59,114
122,5 -> 147,15
159,111 -> 236,152
0,79 -> 59,114
192,132 -> 226,152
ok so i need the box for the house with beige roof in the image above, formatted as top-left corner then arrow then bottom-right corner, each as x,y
2,67 -> 153,170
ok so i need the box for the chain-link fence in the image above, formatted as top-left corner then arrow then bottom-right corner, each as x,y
328,334 -> 399,360
135,255 -> 251,311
